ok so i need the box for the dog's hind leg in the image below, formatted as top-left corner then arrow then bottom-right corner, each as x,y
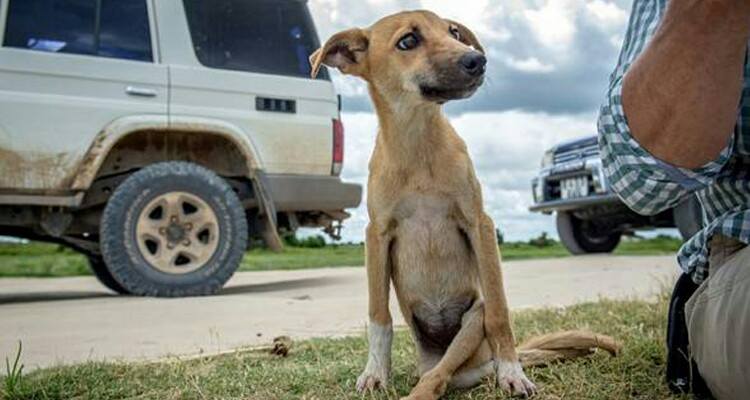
401,301 -> 485,400
417,348 -> 443,377
449,340 -> 494,389
465,212 -> 536,396
450,361 -> 494,389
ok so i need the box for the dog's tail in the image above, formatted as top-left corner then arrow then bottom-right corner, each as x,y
516,330 -> 621,367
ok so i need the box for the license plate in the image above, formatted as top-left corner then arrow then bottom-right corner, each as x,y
560,176 -> 589,199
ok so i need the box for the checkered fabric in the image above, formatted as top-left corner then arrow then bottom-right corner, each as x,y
598,0 -> 750,283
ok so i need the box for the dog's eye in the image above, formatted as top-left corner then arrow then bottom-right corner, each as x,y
449,26 -> 461,41
396,33 -> 419,51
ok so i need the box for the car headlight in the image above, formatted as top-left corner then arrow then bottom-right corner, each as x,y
541,150 -> 554,168
532,180 -> 544,203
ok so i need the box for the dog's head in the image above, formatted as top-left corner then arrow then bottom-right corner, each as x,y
310,10 -> 485,104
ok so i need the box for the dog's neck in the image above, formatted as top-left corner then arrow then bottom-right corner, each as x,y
369,84 -> 450,167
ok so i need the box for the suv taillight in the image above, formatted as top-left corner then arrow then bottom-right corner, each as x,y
332,118 -> 344,176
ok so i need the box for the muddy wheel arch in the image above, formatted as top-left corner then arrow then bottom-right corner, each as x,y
71,115 -> 263,190
70,115 -> 283,251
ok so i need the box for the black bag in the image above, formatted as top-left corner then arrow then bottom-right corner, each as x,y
666,273 -> 713,398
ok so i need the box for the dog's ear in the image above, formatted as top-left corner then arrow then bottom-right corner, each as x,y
309,28 -> 369,78
446,19 -> 484,54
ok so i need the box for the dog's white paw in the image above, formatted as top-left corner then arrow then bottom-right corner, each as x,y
495,360 -> 537,398
356,365 -> 389,392
357,322 -> 392,392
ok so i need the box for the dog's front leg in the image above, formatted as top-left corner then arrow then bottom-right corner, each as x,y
470,212 -> 536,397
356,223 -> 393,392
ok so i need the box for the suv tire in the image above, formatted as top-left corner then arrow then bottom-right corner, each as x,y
100,162 -> 247,297
557,211 -> 621,254
86,254 -> 129,294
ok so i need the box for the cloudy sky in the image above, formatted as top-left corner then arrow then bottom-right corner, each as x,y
306,0 -> 634,242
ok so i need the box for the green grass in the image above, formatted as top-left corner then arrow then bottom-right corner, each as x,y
3,342 -> 24,400
0,236 -> 682,278
239,244 -> 364,271
614,236 -> 684,255
0,294 -> 684,400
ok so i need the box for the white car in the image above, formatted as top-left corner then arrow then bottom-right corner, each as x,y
0,0 -> 361,296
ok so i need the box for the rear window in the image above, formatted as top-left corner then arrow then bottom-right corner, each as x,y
3,0 -> 152,62
182,0 -> 329,80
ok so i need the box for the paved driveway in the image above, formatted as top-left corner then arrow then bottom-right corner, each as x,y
0,255 -> 678,370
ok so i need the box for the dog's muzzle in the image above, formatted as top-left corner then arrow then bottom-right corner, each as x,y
419,51 -> 486,103
458,52 -> 486,77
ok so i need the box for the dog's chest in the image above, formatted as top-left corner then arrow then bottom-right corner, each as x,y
390,192 -> 475,282
391,193 -> 461,255
390,193 -> 479,332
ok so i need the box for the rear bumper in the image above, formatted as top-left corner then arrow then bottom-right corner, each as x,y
265,174 -> 362,213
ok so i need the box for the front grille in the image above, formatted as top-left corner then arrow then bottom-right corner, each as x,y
553,143 -> 599,165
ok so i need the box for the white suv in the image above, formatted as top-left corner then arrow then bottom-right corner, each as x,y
0,0 -> 361,296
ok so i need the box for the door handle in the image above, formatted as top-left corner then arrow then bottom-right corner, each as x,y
125,86 -> 157,97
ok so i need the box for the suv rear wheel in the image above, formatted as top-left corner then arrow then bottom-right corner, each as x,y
100,162 -> 247,297
87,254 -> 129,294
557,211 -> 622,254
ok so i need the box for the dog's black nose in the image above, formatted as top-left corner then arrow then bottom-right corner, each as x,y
458,52 -> 486,76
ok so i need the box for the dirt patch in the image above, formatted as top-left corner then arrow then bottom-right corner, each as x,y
0,148 -> 78,190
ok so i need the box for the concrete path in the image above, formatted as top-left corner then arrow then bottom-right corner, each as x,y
0,255 -> 678,370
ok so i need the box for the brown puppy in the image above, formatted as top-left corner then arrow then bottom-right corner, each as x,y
311,10 -> 619,400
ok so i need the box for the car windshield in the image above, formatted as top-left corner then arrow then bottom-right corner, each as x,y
182,0 -> 329,80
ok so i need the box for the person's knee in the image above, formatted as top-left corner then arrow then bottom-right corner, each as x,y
686,249 -> 750,399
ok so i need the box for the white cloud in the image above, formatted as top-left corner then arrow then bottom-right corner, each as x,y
585,0 -> 629,30
419,0 -> 512,41
523,0 -> 577,51
504,56 -> 555,73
